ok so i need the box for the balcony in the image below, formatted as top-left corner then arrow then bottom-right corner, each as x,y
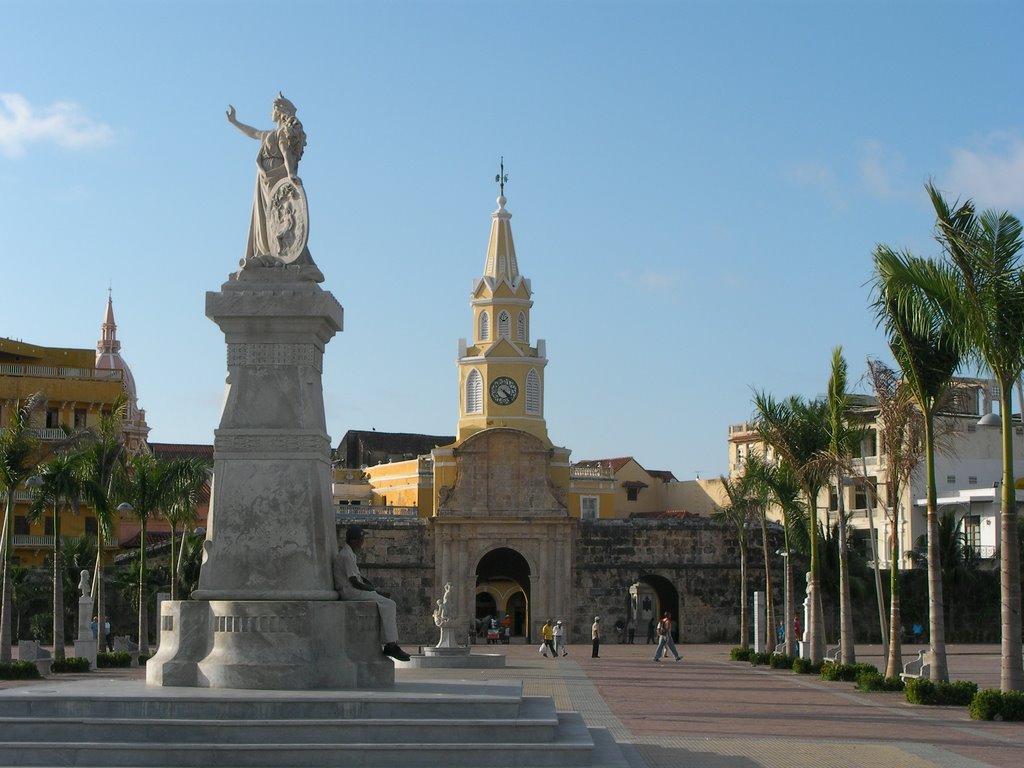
13,535 -> 119,548
570,465 -> 615,479
336,504 -> 419,518
0,363 -> 123,382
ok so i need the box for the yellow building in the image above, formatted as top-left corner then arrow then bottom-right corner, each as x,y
0,295 -> 150,567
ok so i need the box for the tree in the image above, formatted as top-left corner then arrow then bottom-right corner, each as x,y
754,392 -> 830,661
864,358 -> 926,679
927,181 -> 1024,692
870,240 -> 963,682
823,347 -> 864,664
162,458 -> 208,600
79,399 -> 128,644
742,451 -> 778,651
0,393 -> 45,661
714,472 -> 757,648
910,510 -> 982,639
27,452 -> 85,659
118,453 -> 174,654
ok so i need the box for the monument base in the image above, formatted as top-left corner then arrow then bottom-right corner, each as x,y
147,599 -> 394,690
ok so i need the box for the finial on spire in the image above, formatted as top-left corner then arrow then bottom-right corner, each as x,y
495,156 -> 508,196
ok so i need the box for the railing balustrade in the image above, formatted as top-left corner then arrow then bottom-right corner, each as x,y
336,504 -> 418,518
0,363 -> 122,381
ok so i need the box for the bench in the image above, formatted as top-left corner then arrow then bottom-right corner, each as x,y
18,641 -> 53,676
824,644 -> 841,664
900,650 -> 931,682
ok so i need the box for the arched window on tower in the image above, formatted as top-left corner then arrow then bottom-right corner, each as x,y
517,312 -> 526,342
526,369 -> 541,415
498,310 -> 511,338
479,311 -> 489,342
466,369 -> 483,414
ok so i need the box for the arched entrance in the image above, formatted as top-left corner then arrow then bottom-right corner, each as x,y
476,547 -> 531,641
630,574 -> 681,642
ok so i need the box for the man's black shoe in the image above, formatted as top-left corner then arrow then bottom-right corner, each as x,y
383,643 -> 411,662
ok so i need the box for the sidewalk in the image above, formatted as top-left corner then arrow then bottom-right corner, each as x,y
3,643 -> 1021,767
400,643 -> 1024,768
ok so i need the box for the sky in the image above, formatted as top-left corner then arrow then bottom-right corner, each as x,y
3,0 -> 1024,481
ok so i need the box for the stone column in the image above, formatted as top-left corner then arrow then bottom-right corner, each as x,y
753,591 -> 766,654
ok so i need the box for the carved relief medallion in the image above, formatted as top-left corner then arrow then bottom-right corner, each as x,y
267,178 -> 309,264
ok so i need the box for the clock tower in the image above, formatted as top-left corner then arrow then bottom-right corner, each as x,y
456,166 -> 550,445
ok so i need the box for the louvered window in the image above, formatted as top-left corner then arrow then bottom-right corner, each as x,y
498,311 -> 511,338
465,369 -> 483,414
479,312 -> 489,341
526,369 -> 541,414
517,312 -> 526,341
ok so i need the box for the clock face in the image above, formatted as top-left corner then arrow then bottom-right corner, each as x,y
489,376 -> 519,405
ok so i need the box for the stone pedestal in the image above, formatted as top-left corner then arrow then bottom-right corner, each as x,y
74,594 -> 97,669
147,599 -> 393,689
146,265 -> 380,690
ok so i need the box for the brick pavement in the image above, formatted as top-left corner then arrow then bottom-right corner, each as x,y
4,642 -> 1022,767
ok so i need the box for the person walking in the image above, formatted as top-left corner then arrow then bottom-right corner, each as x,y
591,616 -> 601,658
553,619 -> 567,656
653,611 -> 682,662
541,619 -> 555,658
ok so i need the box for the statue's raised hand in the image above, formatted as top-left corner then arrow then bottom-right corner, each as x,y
226,105 -> 236,123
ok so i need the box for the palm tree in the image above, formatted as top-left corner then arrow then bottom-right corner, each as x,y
79,399 -> 128,642
714,472 -> 757,648
0,393 -> 45,661
163,459 -> 209,600
27,452 -> 85,660
756,459 -> 806,657
742,451 -> 778,650
823,347 -> 863,664
117,456 -> 179,655
870,242 -> 962,683
926,181 -> 1024,692
753,392 -> 830,661
864,358 -> 926,679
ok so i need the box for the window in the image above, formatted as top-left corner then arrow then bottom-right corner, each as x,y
498,311 -> 511,338
968,476 -> 978,485
465,369 -> 483,414
74,408 -> 88,430
478,311 -> 489,341
829,486 -> 839,512
46,408 -> 60,429
964,515 -> 981,551
946,475 -> 956,484
44,517 -> 53,536
626,487 -> 640,502
85,517 -> 98,536
581,496 -> 599,520
14,516 -> 29,535
517,312 -> 527,341
526,369 -> 541,414
854,477 -> 876,510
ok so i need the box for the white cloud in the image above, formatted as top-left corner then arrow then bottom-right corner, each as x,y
0,93 -> 112,158
944,133 -> 1024,210
859,141 -> 916,202
785,161 -> 846,212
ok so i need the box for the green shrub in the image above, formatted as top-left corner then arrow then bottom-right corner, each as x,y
50,657 -> 91,673
940,680 -> 978,707
730,647 -> 754,661
906,677 -> 977,706
750,652 -> 772,666
0,660 -> 42,680
821,662 -> 875,682
792,658 -> 822,675
855,670 -> 905,692
770,653 -> 795,669
97,651 -> 132,669
138,652 -> 153,665
969,689 -> 1003,720
1001,691 -> 1024,721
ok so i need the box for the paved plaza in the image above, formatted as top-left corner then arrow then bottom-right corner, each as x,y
3,642 -> 1021,767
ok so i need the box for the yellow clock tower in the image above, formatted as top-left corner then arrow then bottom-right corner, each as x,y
456,168 -> 549,445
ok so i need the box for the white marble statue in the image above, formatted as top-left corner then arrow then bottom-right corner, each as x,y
433,582 -> 454,627
226,93 -> 312,268
78,569 -> 91,598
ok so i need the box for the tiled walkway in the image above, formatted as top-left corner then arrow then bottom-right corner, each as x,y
399,643 -> 1024,768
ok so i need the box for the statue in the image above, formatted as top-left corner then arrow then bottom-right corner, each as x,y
433,582 -> 454,628
78,569 -> 91,598
226,94 -> 314,269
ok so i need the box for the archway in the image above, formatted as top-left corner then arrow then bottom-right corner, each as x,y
631,574 -> 681,642
476,547 -> 531,641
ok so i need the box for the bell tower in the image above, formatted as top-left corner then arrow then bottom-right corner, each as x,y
456,161 -> 549,445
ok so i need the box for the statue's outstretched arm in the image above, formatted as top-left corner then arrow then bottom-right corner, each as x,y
226,105 -> 265,141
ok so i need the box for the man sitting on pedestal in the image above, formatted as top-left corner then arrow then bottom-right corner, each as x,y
332,525 -> 411,662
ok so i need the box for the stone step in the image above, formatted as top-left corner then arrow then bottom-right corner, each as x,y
0,712 -> 598,767
0,696 -> 558,745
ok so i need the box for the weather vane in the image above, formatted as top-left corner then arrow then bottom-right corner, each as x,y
495,156 -> 508,195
